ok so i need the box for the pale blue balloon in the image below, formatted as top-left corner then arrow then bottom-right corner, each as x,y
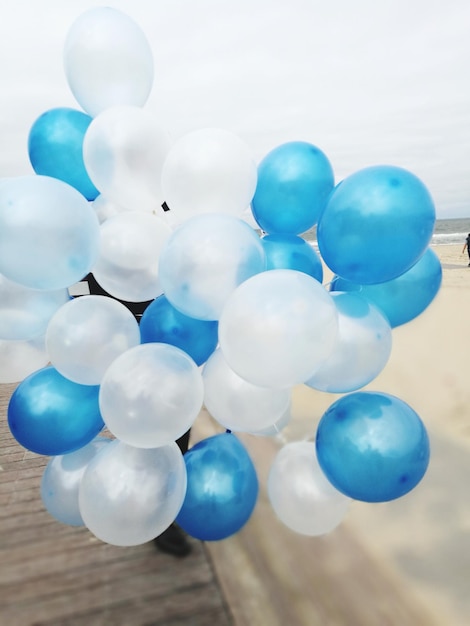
261,234 -> 323,282
316,391 -> 430,502
330,247 -> 442,327
252,141 -> 334,235
0,176 -> 100,289
317,166 -> 435,284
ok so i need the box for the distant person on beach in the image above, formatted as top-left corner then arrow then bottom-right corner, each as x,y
462,233 -> 470,266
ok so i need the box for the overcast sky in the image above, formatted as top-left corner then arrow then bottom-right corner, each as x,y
0,0 -> 469,218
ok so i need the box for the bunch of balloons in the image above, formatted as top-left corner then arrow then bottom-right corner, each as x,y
1,7 -> 441,546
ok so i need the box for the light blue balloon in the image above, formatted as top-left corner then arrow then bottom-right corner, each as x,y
317,166 -> 435,284
8,366 -> 104,456
0,176 -> 100,289
140,295 -> 219,366
41,436 -> 111,526
261,234 -> 323,282
316,391 -> 430,502
176,432 -> 259,540
28,108 -> 99,200
330,247 -> 442,327
251,141 -> 334,235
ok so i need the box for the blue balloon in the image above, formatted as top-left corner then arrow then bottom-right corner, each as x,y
251,141 -> 334,235
139,295 -> 219,365
261,234 -> 323,282
316,391 -> 430,502
28,107 -> 99,200
317,166 -> 435,284
176,432 -> 259,540
8,366 -> 104,456
330,247 -> 442,327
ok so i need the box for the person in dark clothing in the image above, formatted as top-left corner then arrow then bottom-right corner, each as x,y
462,234 -> 470,266
73,272 -> 192,557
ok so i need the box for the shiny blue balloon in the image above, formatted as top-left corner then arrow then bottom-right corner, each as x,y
140,295 -> 219,365
176,432 -> 259,540
261,234 -> 323,282
28,107 -> 99,200
316,391 -> 430,502
251,141 -> 334,235
317,166 -> 435,284
330,247 -> 442,327
8,366 -> 103,456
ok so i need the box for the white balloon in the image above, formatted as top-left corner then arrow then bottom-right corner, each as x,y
306,292 -> 393,392
268,441 -> 351,536
203,349 -> 291,433
79,440 -> 187,546
0,334 -> 49,383
91,195 -> 127,224
161,128 -> 258,225
46,295 -> 141,385
83,106 -> 171,213
219,269 -> 338,387
99,343 -> 203,448
159,214 -> 266,320
92,212 -> 172,302
64,7 -> 154,117
41,436 -> 111,526
0,273 -> 69,340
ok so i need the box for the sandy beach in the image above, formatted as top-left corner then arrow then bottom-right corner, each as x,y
195,242 -> 470,626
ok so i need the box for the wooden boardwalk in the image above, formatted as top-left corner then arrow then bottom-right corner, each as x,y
1,382 -> 440,626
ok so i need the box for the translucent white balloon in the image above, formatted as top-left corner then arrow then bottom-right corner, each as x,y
0,176 -> 100,290
0,273 -> 70,340
161,128 -> 258,225
219,270 -> 338,387
64,7 -> 154,117
79,440 -> 187,546
306,292 -> 393,393
203,349 -> 291,433
92,212 -> 172,302
41,436 -> 111,526
99,343 -> 204,448
250,406 -> 292,436
159,214 -> 266,320
0,334 -> 49,383
267,441 -> 351,536
83,106 -> 171,213
46,295 -> 141,385
91,194 -> 127,224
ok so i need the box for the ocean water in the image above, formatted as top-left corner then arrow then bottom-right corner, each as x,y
302,217 -> 470,247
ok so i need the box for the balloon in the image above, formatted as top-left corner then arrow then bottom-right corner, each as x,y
92,212 -> 172,302
79,440 -> 187,546
176,433 -> 258,540
161,128 -> 257,225
28,107 -> 99,200
316,391 -> 430,502
0,273 -> 70,340
249,406 -> 292,437
41,436 -> 111,526
330,247 -> 442,327
83,105 -> 171,212
91,194 -> 127,224
305,292 -> 392,393
159,214 -> 266,321
0,176 -> 100,290
267,441 -> 351,535
203,348 -> 292,433
261,234 -> 323,282
317,165 -> 435,284
218,269 -> 338,387
99,343 -> 203,448
46,295 -> 141,385
63,7 -> 154,117
0,334 -> 49,383
140,294 -> 219,366
8,366 -> 103,456
252,141 -> 334,235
